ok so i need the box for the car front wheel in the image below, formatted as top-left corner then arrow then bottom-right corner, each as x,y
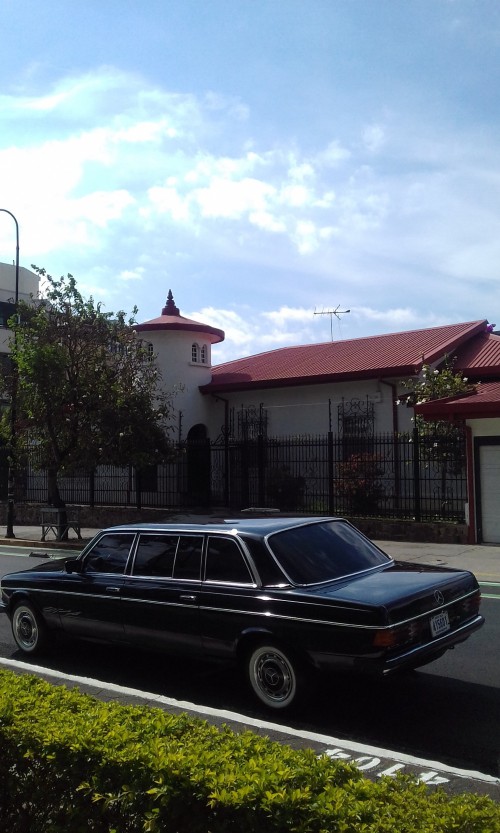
247,644 -> 300,710
12,602 -> 46,655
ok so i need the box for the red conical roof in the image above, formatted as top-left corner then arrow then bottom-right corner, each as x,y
135,290 -> 224,344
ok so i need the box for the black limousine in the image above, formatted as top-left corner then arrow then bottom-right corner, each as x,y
0,517 -> 484,710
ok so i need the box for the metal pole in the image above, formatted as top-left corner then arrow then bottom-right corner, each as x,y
0,209 -> 19,538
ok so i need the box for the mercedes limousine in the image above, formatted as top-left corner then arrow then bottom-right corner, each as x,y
0,517 -> 484,710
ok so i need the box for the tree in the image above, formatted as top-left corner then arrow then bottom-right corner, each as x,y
2,267 -> 174,517
400,360 -> 473,409
400,360 -> 473,511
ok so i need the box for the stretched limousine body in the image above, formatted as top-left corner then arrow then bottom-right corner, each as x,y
0,517 -> 484,709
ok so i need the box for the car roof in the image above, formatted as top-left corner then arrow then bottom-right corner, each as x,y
103,517 -> 343,537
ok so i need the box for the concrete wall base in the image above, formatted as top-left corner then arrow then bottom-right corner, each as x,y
2,504 -> 469,544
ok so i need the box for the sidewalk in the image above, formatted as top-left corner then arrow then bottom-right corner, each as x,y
1,517 -> 500,582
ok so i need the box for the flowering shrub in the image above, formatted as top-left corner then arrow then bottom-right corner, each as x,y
400,360 -> 471,478
336,452 -> 385,514
400,361 -> 472,408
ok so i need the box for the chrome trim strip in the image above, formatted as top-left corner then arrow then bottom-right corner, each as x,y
383,615 -> 484,670
7,586 -> 481,632
383,587 -> 480,628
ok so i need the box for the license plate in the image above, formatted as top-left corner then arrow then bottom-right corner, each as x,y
430,610 -> 450,638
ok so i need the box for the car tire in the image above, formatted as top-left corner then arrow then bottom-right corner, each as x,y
12,602 -> 47,655
247,644 -> 301,710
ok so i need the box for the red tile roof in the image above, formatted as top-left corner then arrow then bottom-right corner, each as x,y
202,320 -> 489,393
415,380 -> 500,420
452,332 -> 500,380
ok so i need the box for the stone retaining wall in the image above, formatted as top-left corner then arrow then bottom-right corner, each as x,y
2,504 -> 468,544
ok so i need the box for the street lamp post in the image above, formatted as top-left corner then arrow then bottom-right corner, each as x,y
0,209 -> 19,538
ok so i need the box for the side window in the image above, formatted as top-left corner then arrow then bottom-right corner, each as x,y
83,533 -> 135,574
205,537 -> 253,584
133,534 -> 178,577
173,536 -> 203,580
191,343 -> 199,363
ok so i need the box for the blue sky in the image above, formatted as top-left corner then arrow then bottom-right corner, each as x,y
1,0 -> 500,363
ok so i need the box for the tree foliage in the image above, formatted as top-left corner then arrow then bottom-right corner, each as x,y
400,360 -> 473,408
2,267 -> 174,506
400,359 -> 473,481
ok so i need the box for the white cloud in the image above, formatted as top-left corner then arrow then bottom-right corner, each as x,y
198,303 -> 458,365
362,123 -> 386,154
194,177 -> 276,219
1,61 -> 500,363
263,306 -> 313,327
317,141 -> 351,167
118,267 -> 145,282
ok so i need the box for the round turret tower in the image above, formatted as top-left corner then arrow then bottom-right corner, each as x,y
135,290 -> 225,441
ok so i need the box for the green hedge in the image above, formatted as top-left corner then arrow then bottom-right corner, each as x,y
0,669 -> 498,832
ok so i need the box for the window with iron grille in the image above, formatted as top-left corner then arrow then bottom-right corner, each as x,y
238,405 -> 268,440
338,398 -> 375,458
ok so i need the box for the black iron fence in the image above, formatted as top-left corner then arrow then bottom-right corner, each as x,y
212,429 -> 467,521
11,426 -> 468,523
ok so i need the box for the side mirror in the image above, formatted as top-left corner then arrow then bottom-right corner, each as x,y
64,558 -> 81,574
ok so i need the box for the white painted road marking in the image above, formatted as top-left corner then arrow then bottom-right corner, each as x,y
1,657 -> 498,790
479,581 -> 500,599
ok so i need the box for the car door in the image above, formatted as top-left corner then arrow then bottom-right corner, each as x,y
59,532 -> 135,642
198,535 -> 259,660
121,532 -> 203,655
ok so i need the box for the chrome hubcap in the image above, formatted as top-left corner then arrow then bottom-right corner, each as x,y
16,612 -> 37,648
256,652 -> 293,702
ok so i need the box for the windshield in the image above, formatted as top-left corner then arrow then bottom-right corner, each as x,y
267,520 -> 390,585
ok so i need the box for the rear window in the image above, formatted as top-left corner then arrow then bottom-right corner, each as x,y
268,520 -> 389,585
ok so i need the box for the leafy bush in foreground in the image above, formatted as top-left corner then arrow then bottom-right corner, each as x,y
0,669 -> 498,832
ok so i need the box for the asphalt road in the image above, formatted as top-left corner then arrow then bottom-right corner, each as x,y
0,547 -> 498,797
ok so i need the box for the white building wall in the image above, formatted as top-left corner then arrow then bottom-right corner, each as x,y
146,328 -> 214,441
0,263 -> 39,357
466,418 -> 500,543
204,377 -> 415,439
0,263 -> 39,303
466,418 -> 500,437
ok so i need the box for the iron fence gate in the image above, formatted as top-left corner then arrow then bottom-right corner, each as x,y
209,428 -> 468,522
13,427 -> 468,522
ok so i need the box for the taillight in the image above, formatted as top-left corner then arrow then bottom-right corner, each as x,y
373,620 -> 423,649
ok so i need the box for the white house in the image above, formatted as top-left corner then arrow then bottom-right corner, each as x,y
137,291 -> 500,445
134,291 -> 500,543
3,273 -> 500,543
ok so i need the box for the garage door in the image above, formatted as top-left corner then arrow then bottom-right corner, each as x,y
479,443 -> 500,543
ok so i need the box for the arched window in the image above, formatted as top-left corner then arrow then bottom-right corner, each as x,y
191,343 -> 199,363
201,344 -> 208,364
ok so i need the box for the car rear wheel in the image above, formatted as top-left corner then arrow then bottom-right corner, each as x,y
247,644 -> 300,710
12,602 -> 46,655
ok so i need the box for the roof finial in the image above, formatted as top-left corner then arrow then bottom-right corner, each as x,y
162,289 -> 180,316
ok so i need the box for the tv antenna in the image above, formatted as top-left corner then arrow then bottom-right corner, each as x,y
314,305 -> 350,340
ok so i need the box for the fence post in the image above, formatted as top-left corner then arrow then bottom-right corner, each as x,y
412,423 -> 421,522
135,467 -> 142,511
89,469 -> 95,509
328,431 -> 334,515
241,438 -> 250,508
257,433 -> 265,506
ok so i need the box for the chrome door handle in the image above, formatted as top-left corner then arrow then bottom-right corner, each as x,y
106,587 -> 121,594
179,594 -> 197,602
